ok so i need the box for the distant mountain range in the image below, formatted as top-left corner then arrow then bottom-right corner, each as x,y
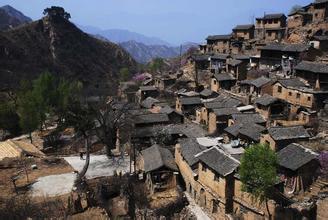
0,5 -> 32,30
80,25 -> 198,63
79,25 -> 172,46
119,40 -> 198,63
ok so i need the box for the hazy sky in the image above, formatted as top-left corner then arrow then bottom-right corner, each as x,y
2,0 -> 312,45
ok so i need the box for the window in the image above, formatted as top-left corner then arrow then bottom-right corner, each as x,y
277,86 -> 282,93
212,200 -> 219,213
269,20 -> 272,24
308,96 -> 311,102
202,164 -> 207,172
268,32 -> 272,37
214,175 -> 220,182
288,92 -> 292,96
315,13 -> 318,18
296,93 -> 301,99
274,19 -> 278,24
213,79 -> 217,85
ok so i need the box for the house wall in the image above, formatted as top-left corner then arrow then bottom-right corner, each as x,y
272,83 -> 314,108
256,106 -> 270,120
176,99 -> 182,112
260,134 -> 277,151
211,78 -> 220,92
287,15 -> 304,29
234,30 -> 254,40
313,4 -> 328,23
208,112 -> 217,134
208,40 -> 231,54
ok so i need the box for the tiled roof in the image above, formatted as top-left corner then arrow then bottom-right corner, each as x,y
206,34 -> 232,41
141,144 -> 178,172
261,43 -> 311,52
211,54 -> 230,60
180,138 -> 207,166
277,78 -> 308,88
212,108 -> 240,116
134,113 -> 169,125
257,13 -> 286,20
179,97 -> 202,105
255,94 -> 279,106
295,61 -> 328,74
227,59 -> 243,67
196,147 -> 239,176
140,86 -> 158,91
231,113 -> 266,124
241,76 -> 272,88
141,97 -> 160,109
277,143 -> 318,171
233,24 -> 254,31
268,126 -> 311,141
224,123 -> 266,142
213,73 -> 236,81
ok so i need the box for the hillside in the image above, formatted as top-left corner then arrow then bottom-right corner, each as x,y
0,15 -> 137,96
119,40 -> 198,63
0,5 -> 32,30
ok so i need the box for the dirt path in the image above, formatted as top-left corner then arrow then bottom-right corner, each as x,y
184,192 -> 211,220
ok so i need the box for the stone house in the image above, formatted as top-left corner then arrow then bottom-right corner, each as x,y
310,35 -> 328,52
194,147 -> 240,219
226,59 -> 248,80
272,78 -> 328,110
139,86 -> 159,102
211,73 -> 236,92
294,61 -> 328,90
206,34 -> 232,53
277,143 -> 319,194
232,24 -> 255,40
224,123 -> 266,144
159,106 -> 184,124
138,144 -> 178,194
260,126 -> 311,151
312,0 -> 328,23
239,76 -> 272,97
199,88 -> 219,100
154,75 -> 176,91
254,94 -> 288,121
140,97 -> 160,109
210,54 -> 230,73
208,108 -> 240,134
255,13 -> 287,41
287,11 -> 313,29
190,54 -> 211,71
259,43 -> 318,72
176,96 -> 203,116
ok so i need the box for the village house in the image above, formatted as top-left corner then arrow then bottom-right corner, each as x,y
133,113 -> 170,128
138,86 -> 160,102
208,108 -> 240,134
255,13 -> 287,41
226,59 -> 248,80
175,96 -> 203,117
211,73 -> 237,92
154,75 -> 176,91
224,122 -> 266,144
197,94 -> 242,128
232,24 -> 255,40
259,43 -> 318,72
260,126 -> 311,151
310,35 -> 328,52
294,61 -> 328,90
254,94 -> 288,121
159,106 -> 184,124
287,10 -> 313,29
199,88 -> 219,99
272,78 -> 328,110
141,97 -> 160,109
277,143 -> 319,194
206,34 -> 232,53
194,147 -> 240,219
312,0 -> 328,23
118,81 -> 139,103
239,76 -> 272,97
210,54 -> 230,73
137,144 -> 178,194
191,54 -> 211,71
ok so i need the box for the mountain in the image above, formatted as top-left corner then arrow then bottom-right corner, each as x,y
0,5 -> 32,30
119,40 -> 198,63
0,14 -> 136,96
79,25 -> 172,46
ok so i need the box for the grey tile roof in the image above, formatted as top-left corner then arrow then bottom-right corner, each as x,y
140,86 -> 158,91
277,143 -> 318,171
200,88 -> 214,97
240,76 -> 272,88
261,13 -> 286,20
268,126 -> 311,141
255,94 -> 279,106
295,61 -> 328,74
205,95 -> 242,109
206,34 -> 232,41
141,97 -> 160,109
213,108 -> 240,116
233,54 -> 251,60
227,59 -> 243,67
211,54 -> 231,60
231,113 -> 266,124
233,24 -> 254,31
141,144 -> 178,172
180,138 -> 208,166
192,54 -> 211,62
196,147 -> 240,176
277,78 -> 307,88
261,43 -> 310,52
213,73 -> 236,81
312,35 -> 328,41
179,97 -> 202,105
134,113 -> 169,125
224,123 -> 266,142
